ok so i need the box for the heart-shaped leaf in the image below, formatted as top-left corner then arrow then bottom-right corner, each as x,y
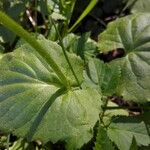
98,13 -> 150,102
0,38 -> 102,149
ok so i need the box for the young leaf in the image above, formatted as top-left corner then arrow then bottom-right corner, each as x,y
98,13 -> 150,102
47,0 -> 66,21
60,0 -> 77,24
0,38 -> 102,149
94,126 -> 114,150
107,117 -> 150,150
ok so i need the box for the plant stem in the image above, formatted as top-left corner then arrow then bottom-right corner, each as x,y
68,0 -> 98,33
50,17 -> 82,89
0,11 -> 69,88
6,134 -> 10,150
99,97 -> 109,127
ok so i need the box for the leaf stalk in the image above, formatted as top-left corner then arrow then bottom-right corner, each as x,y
50,17 -> 82,89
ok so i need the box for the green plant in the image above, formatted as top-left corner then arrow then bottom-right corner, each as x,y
0,1 -> 150,150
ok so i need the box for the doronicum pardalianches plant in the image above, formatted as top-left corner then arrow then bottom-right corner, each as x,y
0,2 -> 150,150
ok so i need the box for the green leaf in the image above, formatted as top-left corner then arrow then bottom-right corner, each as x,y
47,0 -> 66,20
98,13 -> 150,102
47,0 -> 76,23
16,37 -> 84,86
0,38 -> 102,149
131,0 -> 150,13
0,134 -> 7,149
85,58 -> 121,95
94,126 -> 114,150
107,117 -> 150,150
63,33 -> 98,60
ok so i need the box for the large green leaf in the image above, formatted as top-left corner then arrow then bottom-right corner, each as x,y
0,38 -> 102,149
107,117 -> 150,150
131,0 -> 150,13
98,13 -> 150,102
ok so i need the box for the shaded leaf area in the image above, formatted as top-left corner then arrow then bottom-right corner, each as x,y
0,0 -> 27,45
0,38 -> 102,149
94,126 -> 114,150
107,116 -> 150,150
130,137 -> 138,150
98,13 -> 150,102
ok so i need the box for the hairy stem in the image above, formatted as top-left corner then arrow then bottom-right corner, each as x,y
0,11 -> 69,88
50,17 -> 82,89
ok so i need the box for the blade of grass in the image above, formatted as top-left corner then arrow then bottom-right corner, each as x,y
68,0 -> 98,33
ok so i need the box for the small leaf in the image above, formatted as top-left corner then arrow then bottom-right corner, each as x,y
107,117 -> 150,150
94,126 -> 114,150
98,13 -> 150,102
